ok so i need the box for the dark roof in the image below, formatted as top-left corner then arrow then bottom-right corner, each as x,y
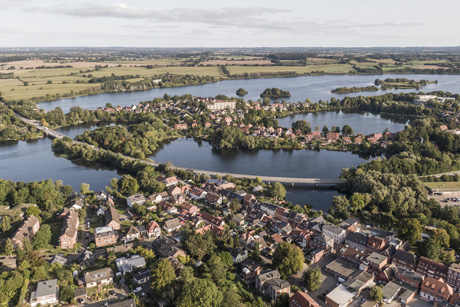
152,237 -> 180,258
105,205 -> 120,225
392,250 -> 417,267
345,232 -> 368,246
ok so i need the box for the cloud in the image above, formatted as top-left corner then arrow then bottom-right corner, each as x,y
23,2 -> 428,37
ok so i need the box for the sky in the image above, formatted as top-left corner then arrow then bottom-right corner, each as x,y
0,0 -> 459,47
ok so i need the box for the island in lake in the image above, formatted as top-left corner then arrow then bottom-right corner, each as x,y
331,78 -> 438,94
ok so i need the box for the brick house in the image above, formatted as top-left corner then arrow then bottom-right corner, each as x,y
447,263 -> 460,291
395,268 -> 424,289
392,250 -> 417,271
416,256 -> 448,280
94,226 -> 117,247
289,291 -> 320,307
365,252 -> 388,273
58,211 -> 79,249
105,205 -> 121,230
420,277 -> 453,303
11,215 -> 40,248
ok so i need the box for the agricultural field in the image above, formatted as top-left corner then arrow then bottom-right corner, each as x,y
227,63 -> 354,75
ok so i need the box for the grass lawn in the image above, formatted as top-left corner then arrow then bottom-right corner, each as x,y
0,203 -> 36,217
227,64 -> 354,75
425,182 -> 460,190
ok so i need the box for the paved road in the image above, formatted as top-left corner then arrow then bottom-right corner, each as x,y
13,109 -> 345,185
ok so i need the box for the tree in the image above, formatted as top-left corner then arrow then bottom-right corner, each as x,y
322,125 -> 329,134
60,284 -> 75,303
25,207 -> 41,219
151,258 -> 176,295
80,183 -> 91,195
292,120 -> 312,135
219,251 -> 233,268
370,285 -> 383,303
33,224 -> 52,249
4,238 -> 14,256
229,198 -> 241,213
342,125 -> 354,135
272,242 -> 304,279
399,218 -> 422,244
270,182 -> 286,200
275,293 -> 290,307
176,278 -> 223,307
118,175 -> 139,195
206,254 -> 227,286
441,249 -> 456,264
432,229 -> 450,248
419,239 -> 441,261
349,193 -> 368,212
303,266 -> 322,291
329,195 -> 349,219
236,88 -> 248,96
1,215 -> 11,232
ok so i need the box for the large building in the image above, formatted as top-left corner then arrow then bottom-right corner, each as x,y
11,215 -> 40,248
94,226 -> 117,247
420,277 -> 453,303
206,100 -> 236,111
30,279 -> 59,307
416,256 -> 448,280
58,211 -> 79,249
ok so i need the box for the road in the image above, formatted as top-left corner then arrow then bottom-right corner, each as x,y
13,109 -> 345,185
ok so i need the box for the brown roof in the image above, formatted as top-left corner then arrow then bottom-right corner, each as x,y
11,215 -> 40,243
60,211 -> 79,238
418,256 -> 448,274
289,291 -> 320,307
105,205 -> 120,225
421,277 -> 453,299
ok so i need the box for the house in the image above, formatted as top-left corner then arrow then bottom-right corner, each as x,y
84,268 -> 113,288
152,236 -> 186,259
105,206 -> 121,230
167,185 -> 182,196
240,231 -> 254,246
78,250 -> 95,267
126,194 -> 146,208
343,271 -> 374,295
310,234 -> 334,251
377,265 -> 396,283
115,255 -> 146,275
180,202 -> 200,216
365,252 -> 388,273
266,278 -> 290,301
289,291 -> 320,307
420,277 -> 453,303
326,132 -> 340,143
126,225 -> 141,241
366,236 -> 386,254
392,250 -> 417,271
240,258 -> 263,283
94,191 -> 107,201
146,221 -> 161,238
49,254 -> 67,266
336,245 -> 366,265
381,282 -> 401,304
58,211 -> 79,249
325,258 -> 358,280
345,232 -> 368,253
325,285 -> 355,307
158,201 -> 178,213
96,206 -> 106,216
164,176 -> 178,186
395,268 -> 424,289
94,226 -> 117,247
107,298 -> 136,307
416,256 -> 448,280
206,193 -> 223,206
189,188 -> 207,200
231,249 -> 249,263
307,249 -> 325,264
322,224 -> 346,245
163,218 -> 182,232
448,263 -> 460,291
30,279 -> 59,307
11,215 -> 40,248
74,287 -> 87,303
133,270 -> 150,285
200,212 -> 225,227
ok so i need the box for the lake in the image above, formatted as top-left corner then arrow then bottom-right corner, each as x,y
277,111 -> 409,134
39,74 -> 460,113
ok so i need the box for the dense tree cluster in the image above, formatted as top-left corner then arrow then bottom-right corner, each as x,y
0,105 -> 43,141
260,88 -> 291,99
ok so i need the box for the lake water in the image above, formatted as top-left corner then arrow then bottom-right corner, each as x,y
39,74 -> 460,113
0,124 -> 122,192
277,111 -> 409,134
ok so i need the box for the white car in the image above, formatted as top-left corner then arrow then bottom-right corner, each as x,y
133,287 -> 142,293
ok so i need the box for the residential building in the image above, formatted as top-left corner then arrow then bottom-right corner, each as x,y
126,225 -> 141,241
58,211 -> 79,249
30,279 -> 59,307
310,234 -> 334,251
84,268 -> 113,288
344,232 -> 368,253
115,255 -> 146,275
395,268 -> 424,289
365,236 -> 386,254
126,194 -> 146,207
146,221 -> 161,238
240,258 -> 263,284
325,285 -> 355,307
256,270 -> 281,292
447,263 -> 460,291
392,250 -> 417,271
164,176 -> 178,186
266,278 -> 290,301
133,270 -> 150,285
322,224 -> 346,245
231,249 -> 248,263
180,202 -> 200,216
365,252 -> 388,273
342,271 -> 374,295
289,291 -> 320,307
105,205 -> 121,230
152,236 -> 186,259
420,277 -> 453,303
381,282 -> 401,304
163,218 -> 182,232
11,215 -> 40,248
107,298 -> 136,307
416,256 -> 448,280
94,226 -> 117,247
